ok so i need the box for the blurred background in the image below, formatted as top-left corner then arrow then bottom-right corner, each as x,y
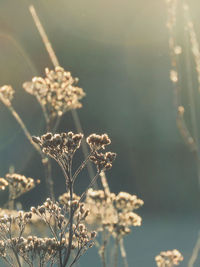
0,0 -> 200,266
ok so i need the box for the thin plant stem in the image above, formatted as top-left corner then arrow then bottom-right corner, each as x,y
7,105 -> 55,200
2,257 -> 15,267
12,249 -> 21,267
166,0 -> 200,187
36,96 -> 50,128
183,15 -> 200,185
52,116 -> 61,133
100,171 -> 110,195
0,28 -> 55,200
188,232 -> 200,267
166,3 -> 200,265
119,239 -> 128,267
63,168 -> 74,266
113,238 -> 119,267
8,105 -> 40,153
29,5 -> 97,187
99,228 -> 111,267
72,152 -> 93,183
56,157 -> 74,266
42,157 -> 55,201
79,172 -> 99,203
71,111 -> 97,187
100,172 -> 128,267
29,5 -> 59,67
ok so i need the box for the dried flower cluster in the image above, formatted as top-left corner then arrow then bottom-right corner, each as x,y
0,173 -> 40,200
0,210 -> 55,266
0,210 -> 32,240
23,66 -> 85,117
86,134 -> 111,151
90,152 -> 116,173
0,207 -> 47,238
0,197 -> 96,266
33,131 -> 83,160
155,249 -> 183,267
32,132 -> 116,193
30,198 -> 96,266
86,134 -> 116,173
85,188 -> 143,237
0,85 -> 14,107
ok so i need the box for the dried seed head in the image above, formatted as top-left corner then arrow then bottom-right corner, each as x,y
0,85 -> 14,106
5,173 -> 39,200
90,151 -> 116,172
85,186 -> 143,237
155,249 -> 183,267
115,192 -> 144,211
87,134 -> 111,151
23,66 -> 85,117
33,132 -> 83,160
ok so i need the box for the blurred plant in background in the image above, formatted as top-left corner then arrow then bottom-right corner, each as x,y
155,249 -> 183,267
166,0 -> 200,266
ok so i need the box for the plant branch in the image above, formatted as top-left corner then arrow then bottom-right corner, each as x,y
29,4 -> 97,187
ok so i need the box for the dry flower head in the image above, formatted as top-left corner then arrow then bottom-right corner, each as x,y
155,249 -> 184,267
32,131 -> 83,160
23,66 -> 85,117
85,188 -> 143,237
0,85 -> 14,106
5,173 -> 40,200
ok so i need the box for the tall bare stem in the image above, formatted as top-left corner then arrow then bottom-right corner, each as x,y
29,5 -> 97,187
7,105 -> 55,200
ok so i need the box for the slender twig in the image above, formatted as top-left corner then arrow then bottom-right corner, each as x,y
166,0 -> 200,186
63,181 -> 74,266
99,228 -> 110,267
79,172 -> 99,203
71,111 -> 97,186
101,172 -> 128,267
12,249 -> 21,267
0,24 -> 56,201
166,3 -> 200,265
176,108 -> 197,152
100,171 -> 110,196
2,257 -> 15,267
69,248 -> 82,267
6,104 -> 55,200
52,116 -> 61,134
8,105 -> 40,153
29,5 -> 59,67
188,232 -> 200,267
36,96 -> 50,128
113,238 -> 119,267
119,239 -> 128,267
72,152 -> 93,183
183,12 -> 200,185
42,157 -> 55,201
29,5 -> 97,187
